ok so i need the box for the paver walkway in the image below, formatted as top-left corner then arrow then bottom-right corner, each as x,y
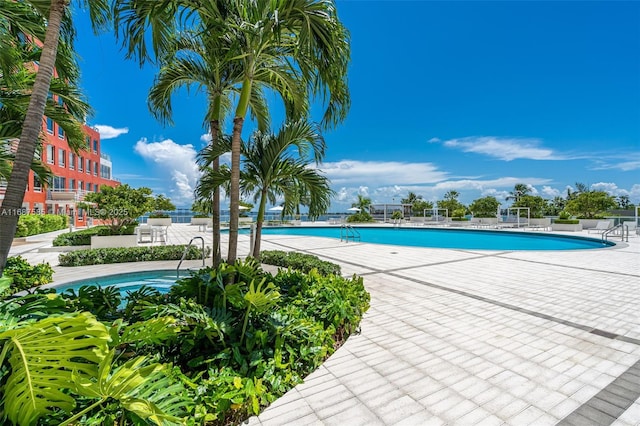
10,224 -> 640,425
245,230 -> 640,425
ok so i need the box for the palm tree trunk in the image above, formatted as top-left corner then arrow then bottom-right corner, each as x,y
252,188 -> 268,259
227,77 -> 253,264
209,119 -> 222,267
227,116 -> 243,264
0,0 -> 66,274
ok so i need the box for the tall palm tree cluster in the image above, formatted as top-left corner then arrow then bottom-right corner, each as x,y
0,0 -> 351,273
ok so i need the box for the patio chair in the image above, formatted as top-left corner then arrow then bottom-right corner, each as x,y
136,224 -> 153,243
587,221 -> 612,234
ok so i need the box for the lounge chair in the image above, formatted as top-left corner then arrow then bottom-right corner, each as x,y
587,221 -> 612,233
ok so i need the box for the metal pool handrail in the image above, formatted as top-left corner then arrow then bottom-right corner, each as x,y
177,236 -> 205,278
602,223 -> 624,242
340,224 -> 360,242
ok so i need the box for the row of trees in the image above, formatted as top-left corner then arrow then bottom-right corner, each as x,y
0,0 -> 351,273
354,183 -> 629,220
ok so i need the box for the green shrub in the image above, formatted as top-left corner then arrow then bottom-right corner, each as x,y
260,250 -> 341,276
58,245 -> 210,266
148,212 -> 170,218
1,256 -> 54,295
451,217 -> 470,221
558,211 -> 572,220
554,219 -> 580,224
158,262 -> 369,423
53,224 -> 137,246
14,214 -> 67,237
53,226 -> 108,246
346,212 -> 374,223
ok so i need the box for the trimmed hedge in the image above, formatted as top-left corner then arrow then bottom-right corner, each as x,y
58,245 -> 211,266
554,219 -> 580,224
260,250 -> 341,276
14,214 -> 67,237
53,224 -> 137,246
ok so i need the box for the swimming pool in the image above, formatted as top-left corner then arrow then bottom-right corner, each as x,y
54,270 -> 177,299
245,226 -> 614,251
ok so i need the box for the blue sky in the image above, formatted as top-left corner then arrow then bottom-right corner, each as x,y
73,1 -> 640,211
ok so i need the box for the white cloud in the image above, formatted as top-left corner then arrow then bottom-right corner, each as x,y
319,160 -> 449,186
541,186 -> 561,198
591,156 -> 640,171
437,136 -> 564,161
134,138 -> 200,205
200,133 -> 211,143
95,125 -> 129,140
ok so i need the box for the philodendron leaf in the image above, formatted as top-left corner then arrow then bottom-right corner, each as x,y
0,312 -> 110,426
71,350 -> 192,425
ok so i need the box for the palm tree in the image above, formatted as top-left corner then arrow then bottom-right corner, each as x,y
0,0 -> 110,274
352,195 -> 372,213
196,121 -> 332,259
218,0 -> 350,263
241,121 -> 331,258
146,24 -> 275,266
114,0 -> 344,264
506,183 -> 531,203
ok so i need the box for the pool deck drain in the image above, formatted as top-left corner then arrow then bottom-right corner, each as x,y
12,223 -> 640,425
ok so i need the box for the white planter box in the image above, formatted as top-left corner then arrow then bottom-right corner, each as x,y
191,217 -> 212,226
91,235 -> 138,249
530,218 -> 551,227
551,223 -> 582,232
147,218 -> 172,226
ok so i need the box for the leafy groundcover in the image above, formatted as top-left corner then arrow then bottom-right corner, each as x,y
0,257 -> 370,425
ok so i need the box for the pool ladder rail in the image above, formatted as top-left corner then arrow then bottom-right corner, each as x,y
177,236 -> 206,278
340,224 -> 361,242
602,223 -> 629,243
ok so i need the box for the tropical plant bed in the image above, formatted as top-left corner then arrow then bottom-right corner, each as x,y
0,258 -> 370,425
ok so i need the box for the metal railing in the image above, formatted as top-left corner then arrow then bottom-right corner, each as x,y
177,236 -> 205,278
602,224 -> 624,242
340,224 -> 360,242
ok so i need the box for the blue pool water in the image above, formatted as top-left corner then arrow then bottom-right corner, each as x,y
54,270 -> 177,298
245,226 -> 613,251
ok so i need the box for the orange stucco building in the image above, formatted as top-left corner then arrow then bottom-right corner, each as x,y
4,114 -> 119,228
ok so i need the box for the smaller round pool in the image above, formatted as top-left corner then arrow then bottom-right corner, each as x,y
54,270 -> 177,298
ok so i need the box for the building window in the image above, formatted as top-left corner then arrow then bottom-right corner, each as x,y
58,148 -> 66,167
86,159 -> 91,174
94,184 -> 99,192
78,156 -> 83,171
52,176 -> 66,190
93,162 -> 98,176
46,117 -> 54,134
93,140 -> 98,153
46,145 -> 55,164
69,152 -> 75,170
33,176 -> 42,192
58,125 -> 64,139
100,164 -> 111,180
86,136 -> 91,150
